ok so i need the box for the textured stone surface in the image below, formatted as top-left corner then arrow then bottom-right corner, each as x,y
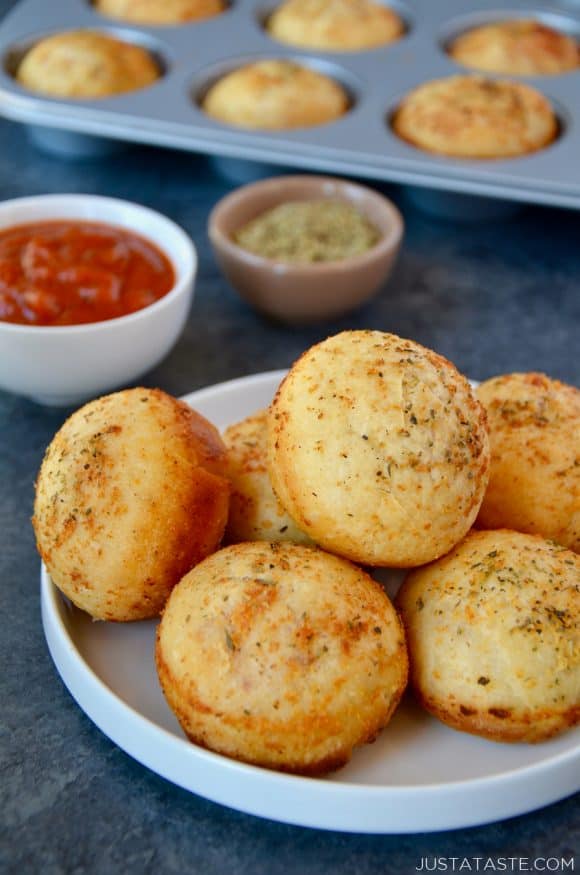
0,0 -> 578,868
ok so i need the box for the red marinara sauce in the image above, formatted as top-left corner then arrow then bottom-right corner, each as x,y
0,220 -> 175,326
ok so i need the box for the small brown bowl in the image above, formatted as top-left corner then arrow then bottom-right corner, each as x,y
208,175 -> 404,324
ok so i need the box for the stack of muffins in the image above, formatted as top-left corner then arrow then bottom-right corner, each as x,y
33,330 -> 580,775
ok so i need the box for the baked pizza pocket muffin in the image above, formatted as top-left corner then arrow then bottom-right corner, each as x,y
95,0 -> 225,24
448,19 -> 579,77
223,409 -> 312,545
476,372 -> 579,552
397,529 -> 580,743
16,30 -> 160,99
202,60 -> 349,130
268,330 -> 489,567
267,0 -> 404,52
156,541 -> 408,774
392,75 -> 558,159
33,388 -> 230,621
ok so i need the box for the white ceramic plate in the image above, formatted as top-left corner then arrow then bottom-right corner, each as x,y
41,370 -> 580,834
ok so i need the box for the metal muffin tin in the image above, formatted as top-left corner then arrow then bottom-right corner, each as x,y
0,0 -> 579,209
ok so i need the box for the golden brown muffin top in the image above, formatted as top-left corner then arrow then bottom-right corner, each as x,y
397,529 -> 580,742
202,60 -> 349,130
33,388 -> 230,621
268,0 -> 404,51
16,30 -> 159,99
478,371 -> 580,429
392,75 -> 558,159
157,541 -> 408,773
95,0 -> 226,25
476,372 -> 580,552
268,330 -> 489,567
449,19 -> 579,76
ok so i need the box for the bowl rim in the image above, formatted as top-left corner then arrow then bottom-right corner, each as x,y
0,193 -> 196,335
208,174 -> 404,274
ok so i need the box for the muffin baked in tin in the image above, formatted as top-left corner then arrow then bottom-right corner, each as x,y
95,0 -> 226,25
267,0 -> 405,52
392,75 -> 558,159
448,19 -> 579,77
16,29 -> 160,99
202,59 -> 349,129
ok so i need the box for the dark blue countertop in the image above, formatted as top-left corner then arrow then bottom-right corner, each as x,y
0,0 -> 578,868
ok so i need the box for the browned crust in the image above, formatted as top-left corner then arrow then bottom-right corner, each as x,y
202,60 -> 349,131
155,541 -> 409,774
95,0 -> 226,24
222,409 -> 311,545
391,76 -> 558,160
267,330 -> 490,566
17,30 -> 160,99
410,685 -> 580,744
448,19 -> 580,77
397,529 -> 580,743
33,387 -> 230,621
267,0 -> 405,52
475,372 -> 580,552
156,625 -> 407,775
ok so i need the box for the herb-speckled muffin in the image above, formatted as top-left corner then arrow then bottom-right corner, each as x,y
448,19 -> 579,77
33,388 -> 230,621
267,0 -> 404,52
223,409 -> 312,545
476,372 -> 580,553
202,60 -> 349,130
268,330 -> 490,567
397,529 -> 580,742
156,541 -> 408,774
16,30 -> 160,99
392,75 -> 558,159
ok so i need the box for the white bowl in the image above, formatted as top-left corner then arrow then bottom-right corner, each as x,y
0,195 -> 196,406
